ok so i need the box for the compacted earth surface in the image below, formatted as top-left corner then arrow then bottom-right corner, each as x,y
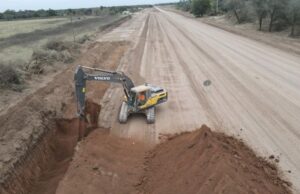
0,7 -> 298,194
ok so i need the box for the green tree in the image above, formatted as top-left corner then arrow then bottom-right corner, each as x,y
34,9 -> 48,17
267,0 -> 289,32
252,0 -> 268,30
84,9 -> 92,15
47,9 -> 57,17
191,0 -> 211,17
3,10 -> 16,20
287,0 -> 300,36
177,0 -> 192,11
224,0 -> 245,23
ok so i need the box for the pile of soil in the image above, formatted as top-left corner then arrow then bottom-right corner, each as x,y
137,125 -> 291,194
56,125 -> 291,194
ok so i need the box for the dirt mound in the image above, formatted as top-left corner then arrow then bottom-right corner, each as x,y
137,125 -> 291,194
55,125 -> 291,194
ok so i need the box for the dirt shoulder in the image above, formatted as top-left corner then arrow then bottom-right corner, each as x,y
200,16 -> 300,56
160,6 -> 300,56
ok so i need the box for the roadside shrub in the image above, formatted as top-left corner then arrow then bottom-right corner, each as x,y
32,49 -> 57,62
59,50 -> 73,63
77,35 -> 90,44
26,49 -> 50,74
273,18 -> 290,31
224,0 -> 255,23
26,48 -> 73,74
45,40 -> 66,51
191,0 -> 211,17
0,63 -> 21,89
25,39 -> 79,75
44,40 -> 79,51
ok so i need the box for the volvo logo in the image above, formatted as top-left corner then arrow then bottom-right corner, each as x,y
94,77 -> 111,81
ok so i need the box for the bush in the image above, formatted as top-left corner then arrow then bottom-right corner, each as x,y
77,35 -> 90,44
27,48 -> 73,74
273,18 -> 290,31
59,50 -> 73,63
26,49 -> 50,74
0,64 -> 21,89
26,39 -> 78,74
191,0 -> 211,17
44,40 -> 79,51
44,40 -> 67,51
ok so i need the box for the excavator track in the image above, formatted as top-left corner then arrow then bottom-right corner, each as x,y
119,102 -> 128,123
146,107 -> 155,124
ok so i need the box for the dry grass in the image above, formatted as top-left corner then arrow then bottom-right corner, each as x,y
0,62 -> 23,91
44,39 -> 79,51
77,35 -> 91,44
0,39 -> 80,92
0,14 -> 127,92
25,40 -> 78,74
0,18 -> 68,40
0,15 -> 123,64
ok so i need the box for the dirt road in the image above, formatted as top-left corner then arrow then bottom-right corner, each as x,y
97,8 -> 300,192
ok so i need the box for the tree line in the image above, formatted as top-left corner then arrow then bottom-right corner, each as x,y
177,0 -> 300,36
0,5 -> 152,21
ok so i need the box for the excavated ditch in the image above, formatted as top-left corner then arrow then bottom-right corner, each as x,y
0,101 -> 100,194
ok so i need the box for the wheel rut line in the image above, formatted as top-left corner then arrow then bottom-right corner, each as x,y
155,13 -> 219,126
154,14 -> 191,124
194,29 -> 300,89
101,13 -> 151,137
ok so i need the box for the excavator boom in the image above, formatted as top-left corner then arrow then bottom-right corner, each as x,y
74,65 -> 134,117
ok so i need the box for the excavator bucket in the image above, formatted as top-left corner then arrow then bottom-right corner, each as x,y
74,66 -> 86,117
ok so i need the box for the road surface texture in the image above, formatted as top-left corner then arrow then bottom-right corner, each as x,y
98,8 -> 300,193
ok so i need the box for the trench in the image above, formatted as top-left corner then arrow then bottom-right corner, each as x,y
1,101 -> 101,194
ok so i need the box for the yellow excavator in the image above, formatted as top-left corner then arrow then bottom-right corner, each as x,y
74,65 -> 168,124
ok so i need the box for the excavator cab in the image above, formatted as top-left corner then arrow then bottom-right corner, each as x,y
119,84 -> 167,124
130,85 -> 151,107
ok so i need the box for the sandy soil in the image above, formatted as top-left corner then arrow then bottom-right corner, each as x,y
55,129 -> 147,194
56,125 -> 290,194
98,8 -> 300,193
138,125 -> 290,194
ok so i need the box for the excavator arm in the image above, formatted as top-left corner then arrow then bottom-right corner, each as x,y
74,65 -> 135,117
